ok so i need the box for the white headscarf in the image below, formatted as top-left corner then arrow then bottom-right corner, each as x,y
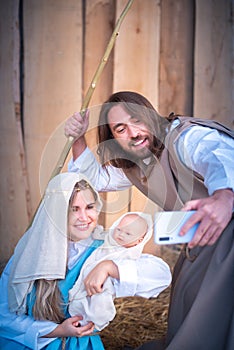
8,172 -> 102,314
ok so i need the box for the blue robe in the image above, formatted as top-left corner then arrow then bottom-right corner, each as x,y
0,239 -> 105,350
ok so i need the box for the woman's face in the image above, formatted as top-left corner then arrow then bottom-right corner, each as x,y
68,188 -> 99,242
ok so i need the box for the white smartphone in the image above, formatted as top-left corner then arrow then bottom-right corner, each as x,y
154,210 -> 199,245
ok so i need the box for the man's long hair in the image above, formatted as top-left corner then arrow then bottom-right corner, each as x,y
97,91 -> 174,169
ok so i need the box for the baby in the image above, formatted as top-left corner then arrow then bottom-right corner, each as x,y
68,212 -> 170,331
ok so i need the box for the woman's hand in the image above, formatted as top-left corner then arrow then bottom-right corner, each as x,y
64,110 -> 89,140
180,189 -> 234,248
44,316 -> 94,338
84,260 -> 119,296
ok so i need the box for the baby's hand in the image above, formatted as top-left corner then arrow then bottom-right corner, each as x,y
84,260 -> 119,296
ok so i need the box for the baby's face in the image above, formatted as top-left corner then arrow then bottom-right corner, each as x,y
113,214 -> 147,248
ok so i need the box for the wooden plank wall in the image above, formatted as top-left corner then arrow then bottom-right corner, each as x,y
0,0 -> 233,266
0,0 -> 29,269
23,0 -> 83,210
194,0 -> 233,124
159,0 -> 195,116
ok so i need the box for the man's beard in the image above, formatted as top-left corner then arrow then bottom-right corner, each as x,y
122,142 -> 155,162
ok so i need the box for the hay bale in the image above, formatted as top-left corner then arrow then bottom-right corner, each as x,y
101,290 -> 170,350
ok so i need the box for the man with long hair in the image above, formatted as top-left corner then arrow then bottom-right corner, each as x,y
65,91 -> 234,350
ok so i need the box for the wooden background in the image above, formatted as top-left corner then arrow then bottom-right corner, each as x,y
0,0 -> 233,269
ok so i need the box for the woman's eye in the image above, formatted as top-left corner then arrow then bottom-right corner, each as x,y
87,204 -> 95,210
71,206 -> 78,212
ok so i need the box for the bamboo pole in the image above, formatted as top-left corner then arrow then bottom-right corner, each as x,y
49,0 -> 134,180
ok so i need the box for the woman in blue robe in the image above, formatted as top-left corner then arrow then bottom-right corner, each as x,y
0,172 -> 171,349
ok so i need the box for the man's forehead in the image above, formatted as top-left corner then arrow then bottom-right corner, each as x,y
107,105 -> 132,123
108,113 -> 136,126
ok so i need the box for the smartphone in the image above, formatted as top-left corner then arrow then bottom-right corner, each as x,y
154,210 -> 199,245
